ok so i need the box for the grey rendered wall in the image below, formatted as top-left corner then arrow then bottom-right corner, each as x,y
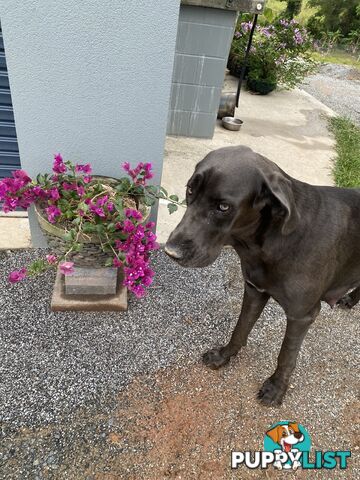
0,0 -> 180,242
168,5 -> 236,138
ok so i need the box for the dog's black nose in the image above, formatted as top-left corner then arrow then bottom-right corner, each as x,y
164,244 -> 183,260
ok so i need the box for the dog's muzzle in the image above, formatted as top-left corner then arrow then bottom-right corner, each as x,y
164,244 -> 183,261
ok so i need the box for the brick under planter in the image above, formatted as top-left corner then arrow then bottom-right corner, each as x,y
51,267 -> 127,312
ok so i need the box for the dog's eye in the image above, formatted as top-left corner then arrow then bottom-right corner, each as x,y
218,203 -> 230,212
187,186 -> 193,195
282,431 -> 287,437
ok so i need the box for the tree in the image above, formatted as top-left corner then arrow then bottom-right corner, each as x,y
308,0 -> 360,36
284,1 -> 302,19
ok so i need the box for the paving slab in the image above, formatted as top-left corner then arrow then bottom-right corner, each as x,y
157,72 -> 336,243
0,216 -> 32,250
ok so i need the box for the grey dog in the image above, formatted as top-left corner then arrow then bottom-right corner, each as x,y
165,145 -> 360,406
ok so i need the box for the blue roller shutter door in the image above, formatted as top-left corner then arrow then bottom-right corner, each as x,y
0,24 -> 21,178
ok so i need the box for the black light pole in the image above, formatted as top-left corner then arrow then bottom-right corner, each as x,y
236,13 -> 259,108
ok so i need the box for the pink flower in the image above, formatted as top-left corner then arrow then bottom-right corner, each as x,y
83,176 -> 92,184
9,268 -> 27,283
32,186 -> 45,197
125,208 -> 142,221
49,187 -> 60,200
107,202 -> 114,212
59,261 -> 74,276
123,219 -> 135,233
96,195 -> 109,207
76,185 -> 85,196
113,257 -> 122,268
122,162 -> 131,173
62,182 -> 76,191
45,205 -> 61,223
12,170 -> 32,184
75,163 -> 92,174
46,254 -> 57,264
53,153 -> 67,174
132,284 -> 145,298
89,203 -> 106,217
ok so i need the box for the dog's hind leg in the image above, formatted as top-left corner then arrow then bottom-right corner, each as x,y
203,283 -> 269,369
337,286 -> 360,309
258,302 -> 321,406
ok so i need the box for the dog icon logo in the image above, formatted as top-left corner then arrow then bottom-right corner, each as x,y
264,421 -> 310,470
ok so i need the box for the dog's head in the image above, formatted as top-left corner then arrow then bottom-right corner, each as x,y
266,423 -> 304,452
165,145 -> 299,267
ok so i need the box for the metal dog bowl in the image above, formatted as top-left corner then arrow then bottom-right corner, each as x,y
222,116 -> 243,131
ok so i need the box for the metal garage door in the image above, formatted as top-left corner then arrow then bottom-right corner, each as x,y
0,24 -> 20,178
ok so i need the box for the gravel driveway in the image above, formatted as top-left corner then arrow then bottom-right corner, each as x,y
0,248 -> 359,479
301,63 -> 360,125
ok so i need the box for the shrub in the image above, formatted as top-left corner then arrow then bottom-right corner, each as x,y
229,18 -> 316,90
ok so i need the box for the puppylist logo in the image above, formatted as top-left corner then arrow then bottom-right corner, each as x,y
232,421 -> 351,471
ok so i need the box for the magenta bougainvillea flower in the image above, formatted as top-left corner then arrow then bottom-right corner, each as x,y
45,205 -> 62,223
53,153 -> 67,174
46,254 -> 58,264
0,155 -> 182,297
75,163 -> 92,174
59,262 -> 75,276
9,268 -> 27,283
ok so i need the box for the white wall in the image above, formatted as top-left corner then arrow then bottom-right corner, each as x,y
0,0 -> 180,186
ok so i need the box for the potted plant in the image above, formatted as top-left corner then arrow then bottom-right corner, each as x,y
228,18 -> 316,94
0,154 -> 183,298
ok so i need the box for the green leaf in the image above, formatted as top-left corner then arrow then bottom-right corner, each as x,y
72,242 -> 83,252
107,222 -> 116,232
72,217 -> 81,225
105,257 -> 114,267
114,199 -> 124,213
157,190 -> 167,199
167,203 -> 178,214
169,194 -> 179,203
143,196 -> 156,206
160,186 -> 168,197
82,222 -> 96,233
115,178 -> 131,193
146,185 -> 158,195
96,224 -> 106,235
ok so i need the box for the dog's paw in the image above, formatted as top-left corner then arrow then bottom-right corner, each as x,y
337,294 -> 355,310
257,377 -> 287,406
202,348 -> 230,370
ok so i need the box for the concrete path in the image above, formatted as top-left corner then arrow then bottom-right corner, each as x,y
157,72 -> 336,243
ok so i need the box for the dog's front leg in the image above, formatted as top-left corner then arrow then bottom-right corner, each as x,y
258,302 -> 321,406
203,283 -> 269,369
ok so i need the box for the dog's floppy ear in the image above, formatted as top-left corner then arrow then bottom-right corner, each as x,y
289,422 -> 300,433
266,425 -> 282,445
254,171 -> 299,235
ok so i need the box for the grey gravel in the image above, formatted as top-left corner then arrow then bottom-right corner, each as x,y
301,63 -> 360,125
0,248 -> 359,479
0,248 -> 247,427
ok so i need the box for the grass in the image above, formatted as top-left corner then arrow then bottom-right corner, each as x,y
329,117 -> 360,188
311,51 -> 360,69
